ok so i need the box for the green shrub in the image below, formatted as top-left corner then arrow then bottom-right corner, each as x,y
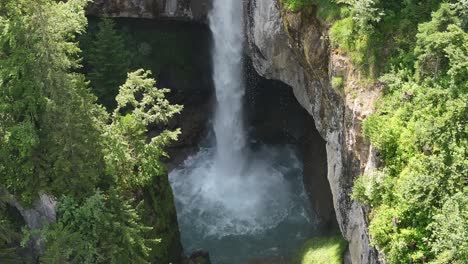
282,0 -> 313,12
430,190 -> 468,263
294,236 -> 347,264
330,17 -> 355,50
313,0 -> 343,22
282,0 -> 342,22
352,170 -> 387,207
331,76 -> 344,90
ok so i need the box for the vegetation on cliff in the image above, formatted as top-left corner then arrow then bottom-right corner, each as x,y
0,0 -> 182,263
294,235 -> 347,264
284,1 -> 467,263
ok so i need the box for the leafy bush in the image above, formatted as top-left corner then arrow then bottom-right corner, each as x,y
330,17 -> 354,50
282,0 -> 342,22
430,190 -> 468,263
351,170 -> 389,207
282,0 -> 313,12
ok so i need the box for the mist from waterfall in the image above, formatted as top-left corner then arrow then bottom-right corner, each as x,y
169,0 -> 313,261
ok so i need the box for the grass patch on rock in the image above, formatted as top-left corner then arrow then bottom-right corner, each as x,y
294,235 -> 347,264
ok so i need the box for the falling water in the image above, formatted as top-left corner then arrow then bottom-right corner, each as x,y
169,0 -> 314,262
211,0 -> 246,175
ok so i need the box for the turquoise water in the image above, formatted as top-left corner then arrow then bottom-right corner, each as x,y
169,144 -> 316,263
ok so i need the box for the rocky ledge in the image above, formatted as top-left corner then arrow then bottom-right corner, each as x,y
87,0 -> 211,22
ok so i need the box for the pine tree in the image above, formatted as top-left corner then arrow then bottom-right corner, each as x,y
41,191 -> 154,264
0,0 -> 104,203
85,17 -> 130,111
1,1 -> 183,262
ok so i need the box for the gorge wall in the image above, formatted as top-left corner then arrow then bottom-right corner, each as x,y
87,0 -> 211,21
87,0 -> 382,263
244,1 -> 381,263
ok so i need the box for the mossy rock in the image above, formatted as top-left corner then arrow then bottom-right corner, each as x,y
294,235 -> 347,264
143,173 -> 183,263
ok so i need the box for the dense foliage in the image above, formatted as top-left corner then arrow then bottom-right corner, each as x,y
41,192 -> 154,264
281,0 -> 313,12
0,0 -> 182,263
352,3 -> 466,264
284,1 -> 467,263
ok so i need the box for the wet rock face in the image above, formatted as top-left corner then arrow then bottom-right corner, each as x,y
87,0 -> 212,22
245,0 -> 381,263
244,59 -> 336,232
2,189 -> 57,259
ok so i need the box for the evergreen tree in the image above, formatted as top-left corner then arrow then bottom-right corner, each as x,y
0,0 -> 104,204
41,191 -> 154,264
85,17 -> 130,110
1,1 -> 183,263
39,70 -> 183,264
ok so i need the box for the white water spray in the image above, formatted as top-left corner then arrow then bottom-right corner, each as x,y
169,0 -> 310,243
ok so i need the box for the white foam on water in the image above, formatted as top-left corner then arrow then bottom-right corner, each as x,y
170,146 -> 302,238
169,0 -> 309,243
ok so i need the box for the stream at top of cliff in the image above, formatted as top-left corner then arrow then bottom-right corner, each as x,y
168,0 -> 317,263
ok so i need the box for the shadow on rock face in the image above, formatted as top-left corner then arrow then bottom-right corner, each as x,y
244,57 -> 338,231
183,250 -> 212,264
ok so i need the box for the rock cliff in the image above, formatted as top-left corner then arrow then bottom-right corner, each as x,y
245,1 -> 382,263
1,188 -> 56,259
87,0 -> 211,21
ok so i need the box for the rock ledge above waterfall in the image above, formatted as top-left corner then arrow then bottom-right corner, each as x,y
87,0 -> 212,22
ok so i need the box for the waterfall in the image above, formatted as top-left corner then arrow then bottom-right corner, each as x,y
170,0 -> 295,237
210,0 -> 246,174
169,1 -> 312,259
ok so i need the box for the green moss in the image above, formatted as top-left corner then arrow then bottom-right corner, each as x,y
294,236 -> 347,264
143,173 -> 182,263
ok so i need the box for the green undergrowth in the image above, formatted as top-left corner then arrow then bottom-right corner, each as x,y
283,0 -> 448,77
282,0 -> 343,22
353,3 -> 468,263
331,76 -> 344,91
281,0 -> 313,12
294,236 -> 348,264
